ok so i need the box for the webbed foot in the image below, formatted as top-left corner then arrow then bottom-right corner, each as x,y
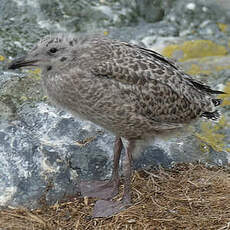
92,199 -> 131,217
80,179 -> 120,200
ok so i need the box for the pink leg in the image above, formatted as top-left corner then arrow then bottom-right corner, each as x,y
122,139 -> 134,204
80,137 -> 123,200
93,139 -> 136,217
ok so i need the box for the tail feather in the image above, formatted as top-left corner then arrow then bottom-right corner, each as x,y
212,98 -> 222,106
188,79 -> 226,95
201,110 -> 220,121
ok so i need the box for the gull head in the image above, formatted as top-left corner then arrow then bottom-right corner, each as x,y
8,34 -> 75,71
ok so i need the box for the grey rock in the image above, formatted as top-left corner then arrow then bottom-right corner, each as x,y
135,0 -> 164,23
0,101 -> 169,208
0,96 -> 229,208
165,0 -> 230,38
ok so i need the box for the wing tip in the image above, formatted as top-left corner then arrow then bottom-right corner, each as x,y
201,110 -> 221,121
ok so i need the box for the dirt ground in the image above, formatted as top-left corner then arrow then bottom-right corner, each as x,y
0,163 -> 230,230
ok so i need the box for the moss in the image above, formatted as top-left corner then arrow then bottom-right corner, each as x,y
218,82 -> 230,106
217,23 -> 228,33
0,55 -> 5,61
195,117 -> 230,153
162,40 -> 228,62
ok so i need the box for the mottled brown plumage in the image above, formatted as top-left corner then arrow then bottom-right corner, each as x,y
8,33 -> 224,217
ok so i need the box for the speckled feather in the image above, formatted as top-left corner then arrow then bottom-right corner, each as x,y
34,34 -> 223,139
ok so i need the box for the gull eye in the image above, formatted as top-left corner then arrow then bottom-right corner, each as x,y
49,48 -> 58,53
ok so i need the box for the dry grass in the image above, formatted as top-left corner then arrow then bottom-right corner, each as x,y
0,163 -> 230,230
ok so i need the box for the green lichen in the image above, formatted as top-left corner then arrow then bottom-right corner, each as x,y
195,117 -> 230,153
162,40 -> 228,62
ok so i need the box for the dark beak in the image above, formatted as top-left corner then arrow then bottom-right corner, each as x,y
8,56 -> 38,70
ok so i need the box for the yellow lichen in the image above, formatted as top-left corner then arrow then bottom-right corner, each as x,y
28,68 -> 41,75
0,55 -> 5,61
195,116 -> 230,153
187,64 -> 230,75
218,82 -> 230,106
215,65 -> 230,72
27,68 -> 41,80
20,96 -> 28,102
217,23 -> 228,33
162,40 -> 228,62
187,64 -> 211,75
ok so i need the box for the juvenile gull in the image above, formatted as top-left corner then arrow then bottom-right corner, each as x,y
8,33 -> 224,217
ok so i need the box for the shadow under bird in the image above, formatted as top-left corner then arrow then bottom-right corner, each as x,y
8,33 -> 225,217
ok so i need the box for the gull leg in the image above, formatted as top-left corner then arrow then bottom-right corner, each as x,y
122,139 -> 134,205
93,139 -> 136,217
80,136 -> 123,200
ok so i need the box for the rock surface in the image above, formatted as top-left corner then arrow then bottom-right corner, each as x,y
0,0 -> 229,209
